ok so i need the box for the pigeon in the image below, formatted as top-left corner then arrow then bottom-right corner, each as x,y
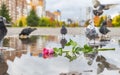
93,10 -> 103,16
92,0 -> 119,9
99,21 -> 110,35
0,16 -> 7,47
19,27 -> 37,38
85,20 -> 99,43
60,25 -> 67,36
92,0 -> 119,16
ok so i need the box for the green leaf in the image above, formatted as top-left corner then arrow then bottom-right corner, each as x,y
53,48 -> 59,57
69,55 -> 77,62
83,49 -> 92,53
65,52 -> 71,59
53,48 -> 58,53
72,46 -> 76,54
53,48 -> 58,51
65,42 -> 71,46
58,48 -> 63,56
83,44 -> 93,53
84,44 -> 90,49
72,46 -> 76,51
75,47 -> 82,54
65,39 -> 77,47
70,39 -> 77,47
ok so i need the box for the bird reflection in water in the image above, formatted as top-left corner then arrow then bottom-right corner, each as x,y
118,40 -> 120,47
85,41 -> 110,65
60,37 -> 67,49
19,35 -> 38,45
99,40 -> 110,48
59,71 -> 82,75
19,37 -> 31,45
0,53 -> 8,75
84,40 -> 110,66
84,51 -> 98,66
19,35 -> 42,57
96,55 -> 120,74
88,38 -> 110,48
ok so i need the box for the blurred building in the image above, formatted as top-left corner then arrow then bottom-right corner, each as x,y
0,0 -> 46,22
27,0 -> 46,17
53,10 -> 61,21
0,0 -> 61,23
46,10 -> 61,21
46,11 -> 56,20
0,0 -> 27,22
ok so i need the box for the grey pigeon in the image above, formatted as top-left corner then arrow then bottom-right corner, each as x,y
92,0 -> 119,16
85,20 -> 99,41
99,21 -> 110,35
93,0 -> 119,9
19,27 -> 37,38
60,25 -> 67,35
0,16 -> 7,47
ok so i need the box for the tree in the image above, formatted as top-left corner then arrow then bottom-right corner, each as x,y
112,14 -> 120,27
39,17 -> 50,27
19,20 -> 23,27
18,16 -> 27,27
98,16 -> 104,26
26,9 -> 39,26
0,3 -> 11,23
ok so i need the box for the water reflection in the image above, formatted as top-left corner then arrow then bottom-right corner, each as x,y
88,39 -> 110,48
99,40 -> 110,48
19,37 -> 33,45
96,55 -> 120,74
60,37 -> 67,49
84,51 -> 98,66
118,40 -> 120,47
0,53 -> 8,75
60,71 -> 82,75
0,35 -> 120,75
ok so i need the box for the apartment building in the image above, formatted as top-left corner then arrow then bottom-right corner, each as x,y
0,0 -> 27,22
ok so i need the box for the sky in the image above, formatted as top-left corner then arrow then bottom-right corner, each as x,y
46,0 -> 120,20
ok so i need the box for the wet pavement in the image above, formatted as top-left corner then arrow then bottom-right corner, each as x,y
0,34 -> 120,75
6,27 -> 120,36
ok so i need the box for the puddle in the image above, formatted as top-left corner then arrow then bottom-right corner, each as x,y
0,35 -> 120,75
